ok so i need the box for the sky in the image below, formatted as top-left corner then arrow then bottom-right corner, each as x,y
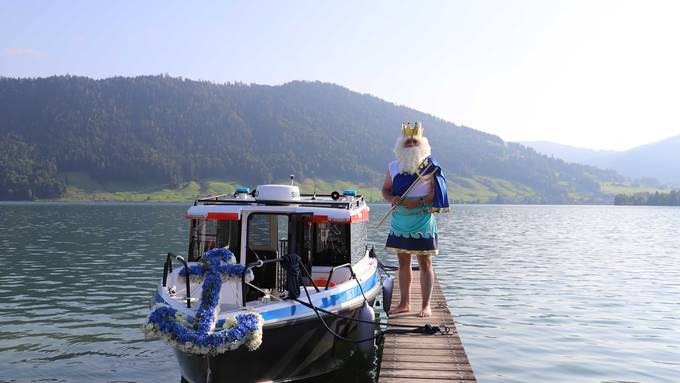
1,0 -> 679,151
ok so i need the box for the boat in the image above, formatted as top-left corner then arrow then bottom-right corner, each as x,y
145,184 -> 383,382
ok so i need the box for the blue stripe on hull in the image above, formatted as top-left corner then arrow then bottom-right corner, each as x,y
261,270 -> 379,321
155,269 -> 380,324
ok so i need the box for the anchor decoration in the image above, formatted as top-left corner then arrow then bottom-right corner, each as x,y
144,247 -> 263,355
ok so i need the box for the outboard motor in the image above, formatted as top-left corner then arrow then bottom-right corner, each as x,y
382,276 -> 394,316
357,301 -> 376,353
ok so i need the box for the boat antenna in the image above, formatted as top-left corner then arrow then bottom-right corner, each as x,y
312,183 -> 316,200
290,174 -> 295,186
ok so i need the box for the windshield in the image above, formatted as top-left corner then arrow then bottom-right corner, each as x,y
188,219 -> 241,261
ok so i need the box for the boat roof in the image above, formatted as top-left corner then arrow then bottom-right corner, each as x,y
186,193 -> 369,223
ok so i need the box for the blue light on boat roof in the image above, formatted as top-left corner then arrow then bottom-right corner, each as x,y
342,189 -> 358,196
236,187 -> 250,193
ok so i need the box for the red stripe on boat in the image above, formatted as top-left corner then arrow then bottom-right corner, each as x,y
312,215 -> 329,223
206,212 -> 239,220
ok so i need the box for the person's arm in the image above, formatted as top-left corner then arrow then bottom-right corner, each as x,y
381,171 -> 399,205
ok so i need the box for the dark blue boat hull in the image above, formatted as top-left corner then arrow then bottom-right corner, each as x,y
176,304 -> 375,383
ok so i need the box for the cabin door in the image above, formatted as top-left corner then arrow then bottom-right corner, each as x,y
287,213 -> 313,270
244,212 -> 312,299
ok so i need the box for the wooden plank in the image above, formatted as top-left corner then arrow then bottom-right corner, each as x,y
381,361 -> 474,371
380,379 -> 475,383
381,354 -> 470,364
378,270 -> 476,382
383,338 -> 461,345
380,369 -> 476,380
381,349 -> 469,358
383,338 -> 462,347
385,317 -> 455,324
383,344 -> 463,351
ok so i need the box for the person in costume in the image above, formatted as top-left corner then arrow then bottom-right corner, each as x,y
382,122 -> 449,317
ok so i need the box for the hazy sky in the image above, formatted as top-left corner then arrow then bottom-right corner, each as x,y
2,0 -> 679,151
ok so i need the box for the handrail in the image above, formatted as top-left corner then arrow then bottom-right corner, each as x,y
325,263 -> 352,290
326,263 -> 368,302
198,192 -> 235,201
195,198 -> 360,209
175,255 -> 192,309
162,252 -> 173,287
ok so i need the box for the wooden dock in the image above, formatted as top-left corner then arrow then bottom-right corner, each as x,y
378,270 -> 476,382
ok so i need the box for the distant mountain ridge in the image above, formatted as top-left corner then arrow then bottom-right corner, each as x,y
519,141 -> 620,166
0,75 -> 628,202
521,137 -> 680,186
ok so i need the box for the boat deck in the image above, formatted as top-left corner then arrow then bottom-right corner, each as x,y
378,270 -> 476,382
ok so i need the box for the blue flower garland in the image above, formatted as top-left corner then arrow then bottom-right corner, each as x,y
144,247 -> 263,355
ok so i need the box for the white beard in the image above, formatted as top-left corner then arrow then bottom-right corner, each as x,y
394,136 -> 432,174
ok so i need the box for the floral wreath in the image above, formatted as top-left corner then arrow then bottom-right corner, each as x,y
144,247 -> 263,355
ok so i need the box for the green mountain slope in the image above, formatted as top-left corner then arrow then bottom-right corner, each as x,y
0,75 -> 631,202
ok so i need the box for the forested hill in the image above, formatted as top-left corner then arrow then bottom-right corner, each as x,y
1,75 -> 625,202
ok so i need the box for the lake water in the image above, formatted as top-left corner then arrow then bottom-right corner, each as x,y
1,203 -> 679,382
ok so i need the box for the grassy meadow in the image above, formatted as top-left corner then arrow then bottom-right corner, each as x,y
58,172 -> 669,204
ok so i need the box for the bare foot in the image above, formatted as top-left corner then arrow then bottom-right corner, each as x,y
418,306 -> 432,317
389,304 -> 410,315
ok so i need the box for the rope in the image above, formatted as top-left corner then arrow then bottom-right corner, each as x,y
283,252 -> 448,344
293,297 -> 449,333
293,280 -> 449,345
281,253 -> 302,299
298,283 -> 385,344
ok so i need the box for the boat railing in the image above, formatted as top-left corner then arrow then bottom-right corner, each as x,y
325,262 -> 369,302
161,252 -> 193,309
162,252 -> 173,287
163,249 -> 335,309
324,263 -> 352,290
195,193 -> 364,209
174,255 -> 192,308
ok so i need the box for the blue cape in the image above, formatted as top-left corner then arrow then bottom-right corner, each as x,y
391,157 -> 450,212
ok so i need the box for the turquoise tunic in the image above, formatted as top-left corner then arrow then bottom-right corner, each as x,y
385,198 -> 438,255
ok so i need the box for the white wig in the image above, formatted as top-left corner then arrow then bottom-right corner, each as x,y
393,135 -> 431,174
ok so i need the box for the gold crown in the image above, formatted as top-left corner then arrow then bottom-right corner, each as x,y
401,122 -> 423,138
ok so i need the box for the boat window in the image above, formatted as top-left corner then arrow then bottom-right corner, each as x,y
314,222 -> 350,266
248,215 -> 277,250
188,219 -> 241,261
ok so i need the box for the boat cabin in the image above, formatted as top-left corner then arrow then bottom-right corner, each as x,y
184,185 -> 369,303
